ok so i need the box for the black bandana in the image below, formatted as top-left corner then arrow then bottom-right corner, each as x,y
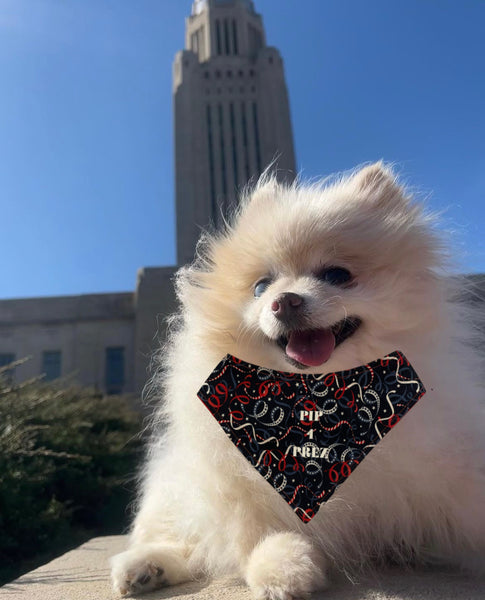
197,351 -> 426,523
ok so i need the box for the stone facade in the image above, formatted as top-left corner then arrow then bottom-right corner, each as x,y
134,267 -> 178,393
0,293 -> 135,392
0,268 -> 177,395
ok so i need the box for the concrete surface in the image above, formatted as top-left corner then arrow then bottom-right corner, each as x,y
2,535 -> 485,600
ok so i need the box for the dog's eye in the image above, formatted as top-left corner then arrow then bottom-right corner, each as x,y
254,278 -> 271,297
320,267 -> 352,286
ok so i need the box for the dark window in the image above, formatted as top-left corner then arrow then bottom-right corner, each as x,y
42,350 -> 61,381
0,353 -> 15,383
218,104 -> 227,196
204,71 -> 210,79
230,102 -> 239,189
238,70 -> 244,78
0,353 -> 15,367
232,19 -> 239,55
249,69 -> 255,77
206,105 -> 216,222
215,70 -> 221,79
268,56 -> 273,64
105,347 -> 125,395
252,102 -> 262,176
241,101 -> 250,180
216,19 -> 222,55
227,70 -> 233,78
224,19 -> 230,55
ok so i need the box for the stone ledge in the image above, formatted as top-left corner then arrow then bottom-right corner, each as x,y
2,535 -> 485,600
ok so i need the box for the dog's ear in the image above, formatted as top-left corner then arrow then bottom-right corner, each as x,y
350,162 -> 408,209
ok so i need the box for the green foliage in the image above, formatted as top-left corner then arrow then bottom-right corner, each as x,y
0,363 -> 143,584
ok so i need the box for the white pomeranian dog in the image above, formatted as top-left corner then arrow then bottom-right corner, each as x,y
111,163 -> 485,599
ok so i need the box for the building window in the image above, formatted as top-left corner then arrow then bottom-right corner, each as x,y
206,104 -> 217,223
218,104 -> 227,197
232,19 -> 239,55
230,102 -> 239,189
0,353 -> 15,367
252,102 -> 262,176
238,69 -> 244,78
204,71 -> 210,79
215,70 -> 221,79
227,70 -> 233,78
241,101 -> 250,180
0,353 -> 15,383
42,350 -> 62,381
105,347 -> 125,395
224,18 -> 231,55
216,19 -> 222,55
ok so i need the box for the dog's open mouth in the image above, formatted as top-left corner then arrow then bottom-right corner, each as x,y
276,317 -> 362,368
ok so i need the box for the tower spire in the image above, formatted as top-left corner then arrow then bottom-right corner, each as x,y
173,0 -> 296,264
186,0 -> 263,62
192,0 -> 255,17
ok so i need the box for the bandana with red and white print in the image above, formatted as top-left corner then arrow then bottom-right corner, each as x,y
197,351 -> 425,523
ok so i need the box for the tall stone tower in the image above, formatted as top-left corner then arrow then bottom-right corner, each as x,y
173,0 -> 296,265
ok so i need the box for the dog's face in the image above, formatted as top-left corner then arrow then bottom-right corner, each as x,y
182,163 -> 443,373
246,265 -> 362,371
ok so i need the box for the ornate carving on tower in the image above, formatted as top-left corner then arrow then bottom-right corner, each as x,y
174,0 -> 296,265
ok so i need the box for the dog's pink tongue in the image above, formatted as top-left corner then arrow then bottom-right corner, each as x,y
286,329 -> 336,367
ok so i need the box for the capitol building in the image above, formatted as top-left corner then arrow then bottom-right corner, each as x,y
0,0 -> 296,395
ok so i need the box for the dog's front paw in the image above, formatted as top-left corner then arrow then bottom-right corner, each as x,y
111,557 -> 167,596
111,543 -> 191,596
245,532 -> 327,600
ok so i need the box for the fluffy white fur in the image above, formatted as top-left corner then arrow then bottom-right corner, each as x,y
111,163 -> 485,599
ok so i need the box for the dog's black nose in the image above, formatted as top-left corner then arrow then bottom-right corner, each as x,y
271,292 -> 304,320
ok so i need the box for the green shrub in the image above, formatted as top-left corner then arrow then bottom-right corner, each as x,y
0,364 -> 143,584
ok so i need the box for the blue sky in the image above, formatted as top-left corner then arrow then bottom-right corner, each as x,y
1,0 -> 484,299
